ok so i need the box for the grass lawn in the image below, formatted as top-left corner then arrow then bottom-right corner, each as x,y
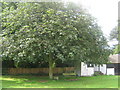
1,75 -> 119,88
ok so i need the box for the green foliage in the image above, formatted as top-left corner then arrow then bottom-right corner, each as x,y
113,44 -> 120,54
93,71 -> 104,76
1,2 -> 111,66
109,20 -> 120,54
2,60 -> 15,68
109,26 -> 118,40
109,20 -> 120,41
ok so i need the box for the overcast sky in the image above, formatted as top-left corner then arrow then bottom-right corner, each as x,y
73,0 -> 118,36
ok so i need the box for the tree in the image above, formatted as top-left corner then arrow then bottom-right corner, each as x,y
113,44 -> 120,54
109,20 -> 120,54
1,2 -> 111,79
109,26 -> 118,40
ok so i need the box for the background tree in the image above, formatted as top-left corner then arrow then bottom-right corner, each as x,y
1,2 -> 111,79
109,20 -> 120,54
109,26 -> 118,40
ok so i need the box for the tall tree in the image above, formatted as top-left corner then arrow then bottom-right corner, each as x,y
1,2 -> 111,79
109,26 -> 118,40
109,20 -> 120,54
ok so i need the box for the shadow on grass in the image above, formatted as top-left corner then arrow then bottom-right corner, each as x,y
2,75 -> 119,88
2,76 -> 55,88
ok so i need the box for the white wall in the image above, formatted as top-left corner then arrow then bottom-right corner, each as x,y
100,64 -> 107,74
81,62 -> 94,76
94,64 -> 107,74
87,68 -> 94,76
80,62 -> 115,76
94,66 -> 99,71
81,62 -> 87,76
107,68 -> 115,75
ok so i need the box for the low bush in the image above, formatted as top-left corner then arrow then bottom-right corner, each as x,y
93,71 -> 104,76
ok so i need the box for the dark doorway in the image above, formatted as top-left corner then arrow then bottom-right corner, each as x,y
114,63 -> 120,75
107,63 -> 120,75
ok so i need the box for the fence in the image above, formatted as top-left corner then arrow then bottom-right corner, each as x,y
2,67 -> 75,75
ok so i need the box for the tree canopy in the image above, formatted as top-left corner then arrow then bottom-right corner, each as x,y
109,20 -> 120,54
109,26 -> 118,40
1,2 -> 111,79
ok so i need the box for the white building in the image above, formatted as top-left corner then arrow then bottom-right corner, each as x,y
75,54 -> 119,76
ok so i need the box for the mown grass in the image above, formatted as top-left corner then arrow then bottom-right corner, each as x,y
1,75 -> 119,88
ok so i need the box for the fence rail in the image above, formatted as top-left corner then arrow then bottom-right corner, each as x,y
2,67 -> 75,75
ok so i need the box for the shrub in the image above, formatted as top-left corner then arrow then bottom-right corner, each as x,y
93,71 -> 104,76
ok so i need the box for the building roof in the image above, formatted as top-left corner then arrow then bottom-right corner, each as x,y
108,54 -> 120,63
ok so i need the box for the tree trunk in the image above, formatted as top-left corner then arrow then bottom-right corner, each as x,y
49,54 -> 55,79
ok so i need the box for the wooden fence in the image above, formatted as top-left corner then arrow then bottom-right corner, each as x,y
2,67 -> 75,75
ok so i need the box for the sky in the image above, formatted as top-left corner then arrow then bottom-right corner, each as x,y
67,0 -> 119,46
